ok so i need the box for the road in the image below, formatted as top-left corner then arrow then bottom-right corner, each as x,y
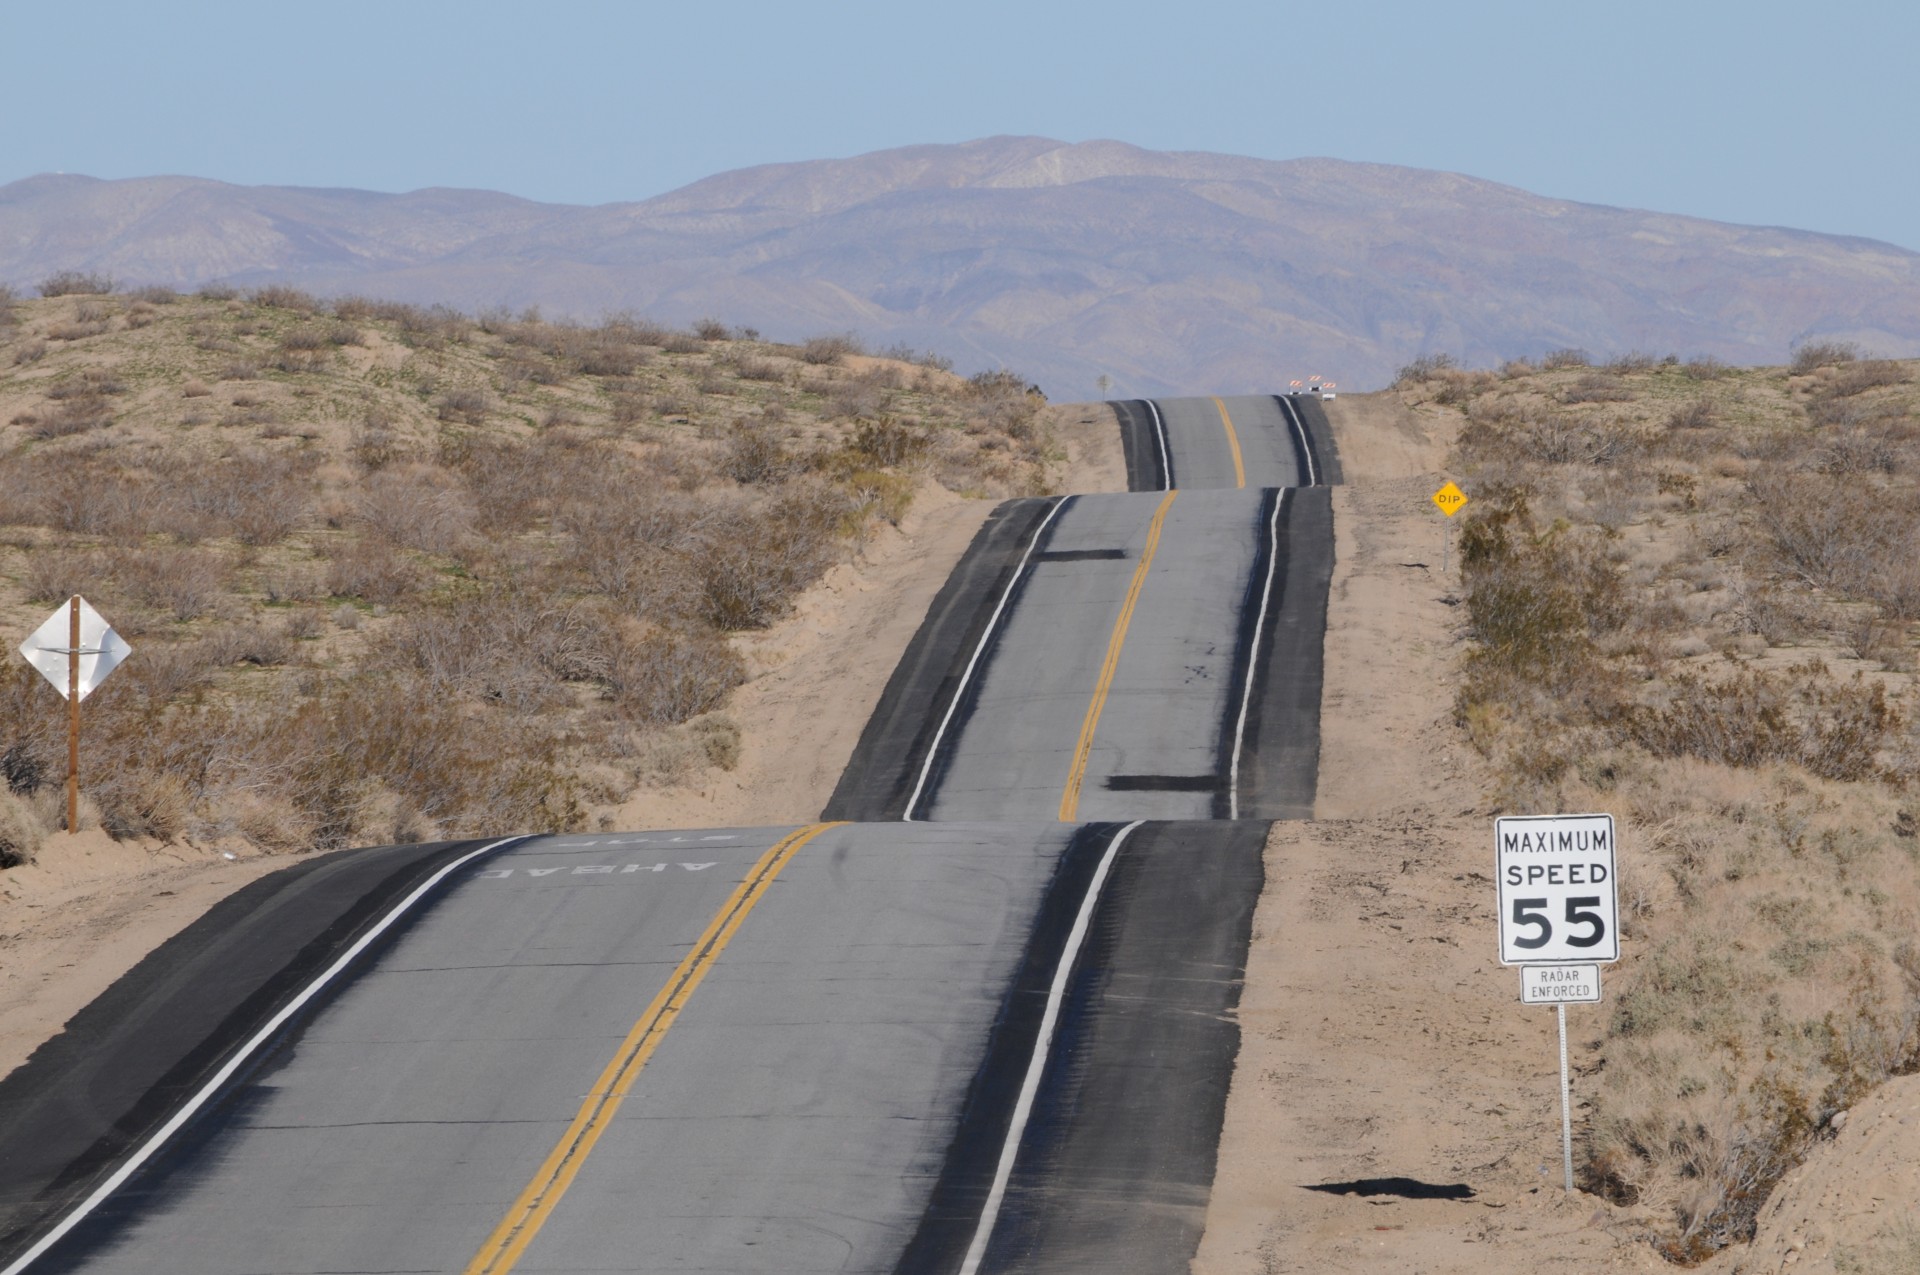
826,394 -> 1336,824
1108,393 -> 1339,492
4,822 -> 1263,1275
0,395 -> 1338,1274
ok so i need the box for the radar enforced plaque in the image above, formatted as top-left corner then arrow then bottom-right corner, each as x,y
1496,813 -> 1619,965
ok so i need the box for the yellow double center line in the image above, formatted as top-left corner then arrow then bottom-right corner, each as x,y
1213,396 -> 1247,489
464,821 -> 847,1275
1058,489 -> 1178,821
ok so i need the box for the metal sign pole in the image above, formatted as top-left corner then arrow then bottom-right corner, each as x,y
66,596 -> 80,833
1557,1003 -> 1574,1194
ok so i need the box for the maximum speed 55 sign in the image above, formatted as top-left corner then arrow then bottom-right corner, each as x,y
1496,813 -> 1620,965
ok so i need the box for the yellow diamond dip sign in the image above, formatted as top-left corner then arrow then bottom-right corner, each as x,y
19,596 -> 132,834
1431,481 -> 1469,573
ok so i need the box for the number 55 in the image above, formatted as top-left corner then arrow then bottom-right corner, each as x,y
1510,896 -> 1608,950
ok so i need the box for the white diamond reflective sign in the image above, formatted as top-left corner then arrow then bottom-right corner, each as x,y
19,597 -> 132,700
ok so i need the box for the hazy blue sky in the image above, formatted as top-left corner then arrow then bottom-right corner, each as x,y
5,0 -> 1916,249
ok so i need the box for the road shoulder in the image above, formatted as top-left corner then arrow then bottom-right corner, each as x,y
1195,393 -> 1663,1274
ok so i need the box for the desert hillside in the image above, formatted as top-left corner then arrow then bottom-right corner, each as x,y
6,138 -> 1920,397
0,281 -> 1058,860
1198,350 -> 1918,1274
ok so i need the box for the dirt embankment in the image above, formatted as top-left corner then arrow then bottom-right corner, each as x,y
1196,388 -> 1920,1274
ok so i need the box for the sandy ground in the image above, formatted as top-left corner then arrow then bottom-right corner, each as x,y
0,402 -> 1120,1085
0,834 -> 287,1078
1193,393 -> 1666,1274
1193,392 -> 1916,1275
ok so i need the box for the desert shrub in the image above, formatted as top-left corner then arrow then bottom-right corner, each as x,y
175,451 -> 314,545
848,415 -> 931,468
46,369 -> 128,399
282,608 -> 325,641
1818,359 -> 1908,399
693,317 -> 730,341
732,355 -> 785,382
21,549 -> 103,604
1681,355 -> 1732,380
436,387 -> 491,424
1792,340 -> 1858,374
197,623 -> 296,668
324,538 -> 420,603
278,324 -> 330,352
47,318 -> 111,342
817,380 -> 879,421
1456,487 -> 1626,708
126,284 -> 178,305
380,587 -> 610,712
26,395 -> 113,438
1748,470 -> 1919,607
1606,350 -> 1660,373
1562,373 -> 1635,403
1463,399 -> 1646,467
1391,353 -> 1457,386
692,486 -> 847,629
1668,398 -> 1718,429
1625,662 -> 1900,781
1542,347 -> 1591,369
224,675 -> 581,848
1430,370 -> 1496,407
441,433 -> 579,533
116,546 -> 231,621
271,326 -> 331,371
720,419 -> 791,484
577,338 -> 646,377
38,270 -> 115,297
250,284 -> 320,312
350,464 -> 476,556
800,333 -> 861,365
605,626 -> 745,723
0,789 -> 44,867
689,714 -> 742,770
1812,427 -> 1902,477
12,340 -> 48,365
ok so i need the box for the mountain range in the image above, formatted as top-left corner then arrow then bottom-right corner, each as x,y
6,136 -> 1919,395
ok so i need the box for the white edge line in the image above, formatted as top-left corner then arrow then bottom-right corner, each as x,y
1144,399 -> 1172,491
1278,395 -> 1317,487
1,834 -> 530,1275
1228,493 -> 1285,821
956,819 -> 1144,1275
901,497 -> 1069,822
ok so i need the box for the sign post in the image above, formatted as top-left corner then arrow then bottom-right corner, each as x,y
1496,812 -> 1620,1195
1431,481 -> 1468,574
19,596 -> 131,832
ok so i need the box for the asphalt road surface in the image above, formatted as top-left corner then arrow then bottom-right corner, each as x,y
826,395 -> 1337,824
4,821 -> 1263,1275
1108,393 -> 1340,491
0,393 -> 1337,1274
